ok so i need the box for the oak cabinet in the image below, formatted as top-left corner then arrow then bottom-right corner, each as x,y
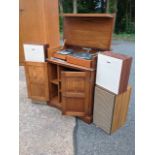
23,13 -> 115,124
46,59 -> 95,123
19,0 -> 60,65
93,86 -> 131,134
25,60 -> 95,123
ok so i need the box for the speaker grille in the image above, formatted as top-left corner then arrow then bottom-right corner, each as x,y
93,86 -> 115,134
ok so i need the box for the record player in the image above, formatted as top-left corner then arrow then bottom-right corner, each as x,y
52,13 -> 115,68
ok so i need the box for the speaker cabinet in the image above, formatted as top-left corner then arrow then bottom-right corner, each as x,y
96,52 -> 132,94
93,86 -> 131,134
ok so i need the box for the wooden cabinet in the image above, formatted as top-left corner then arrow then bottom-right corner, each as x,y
19,0 -> 60,65
23,13 -> 115,124
93,86 -> 131,134
24,62 -> 49,101
46,59 -> 95,123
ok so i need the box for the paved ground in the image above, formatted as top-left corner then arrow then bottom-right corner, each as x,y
74,40 -> 135,155
19,68 -> 76,155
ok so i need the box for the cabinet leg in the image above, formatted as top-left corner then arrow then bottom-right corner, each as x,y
78,115 -> 93,124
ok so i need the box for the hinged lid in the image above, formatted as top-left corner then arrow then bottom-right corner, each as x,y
63,14 -> 115,50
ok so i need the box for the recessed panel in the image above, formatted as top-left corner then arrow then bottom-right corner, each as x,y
63,97 -> 85,112
28,66 -> 45,84
30,83 -> 45,98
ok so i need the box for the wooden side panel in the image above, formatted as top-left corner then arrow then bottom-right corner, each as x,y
119,58 -> 132,93
44,0 -> 60,52
61,71 -> 90,116
20,0 -> 46,43
24,62 -> 49,101
19,0 -> 46,65
19,0 -> 60,64
19,12 -> 25,65
111,86 -> 132,133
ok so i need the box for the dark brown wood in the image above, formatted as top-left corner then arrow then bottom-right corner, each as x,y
103,51 -> 132,60
24,61 -> 49,101
19,0 -> 60,65
63,14 -> 115,50
119,57 -> 132,93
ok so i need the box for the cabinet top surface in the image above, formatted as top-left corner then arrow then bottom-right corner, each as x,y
47,58 -> 95,71
100,51 -> 132,60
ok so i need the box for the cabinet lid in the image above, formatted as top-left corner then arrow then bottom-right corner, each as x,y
63,13 -> 115,50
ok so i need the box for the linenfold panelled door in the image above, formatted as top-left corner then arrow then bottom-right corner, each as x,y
61,71 -> 89,116
25,62 -> 49,101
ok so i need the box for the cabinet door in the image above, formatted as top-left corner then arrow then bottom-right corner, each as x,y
25,62 -> 49,101
61,71 -> 90,116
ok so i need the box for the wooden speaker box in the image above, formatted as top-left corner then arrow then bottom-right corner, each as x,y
53,14 -> 115,68
96,51 -> 132,94
93,86 -> 132,134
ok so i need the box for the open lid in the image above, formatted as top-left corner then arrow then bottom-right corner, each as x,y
63,14 -> 115,50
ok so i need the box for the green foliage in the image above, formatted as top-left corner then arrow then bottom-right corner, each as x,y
59,16 -> 63,32
113,33 -> 135,41
77,0 -> 105,13
59,0 -> 135,34
62,0 -> 73,13
109,0 -> 117,13
115,0 -> 135,34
